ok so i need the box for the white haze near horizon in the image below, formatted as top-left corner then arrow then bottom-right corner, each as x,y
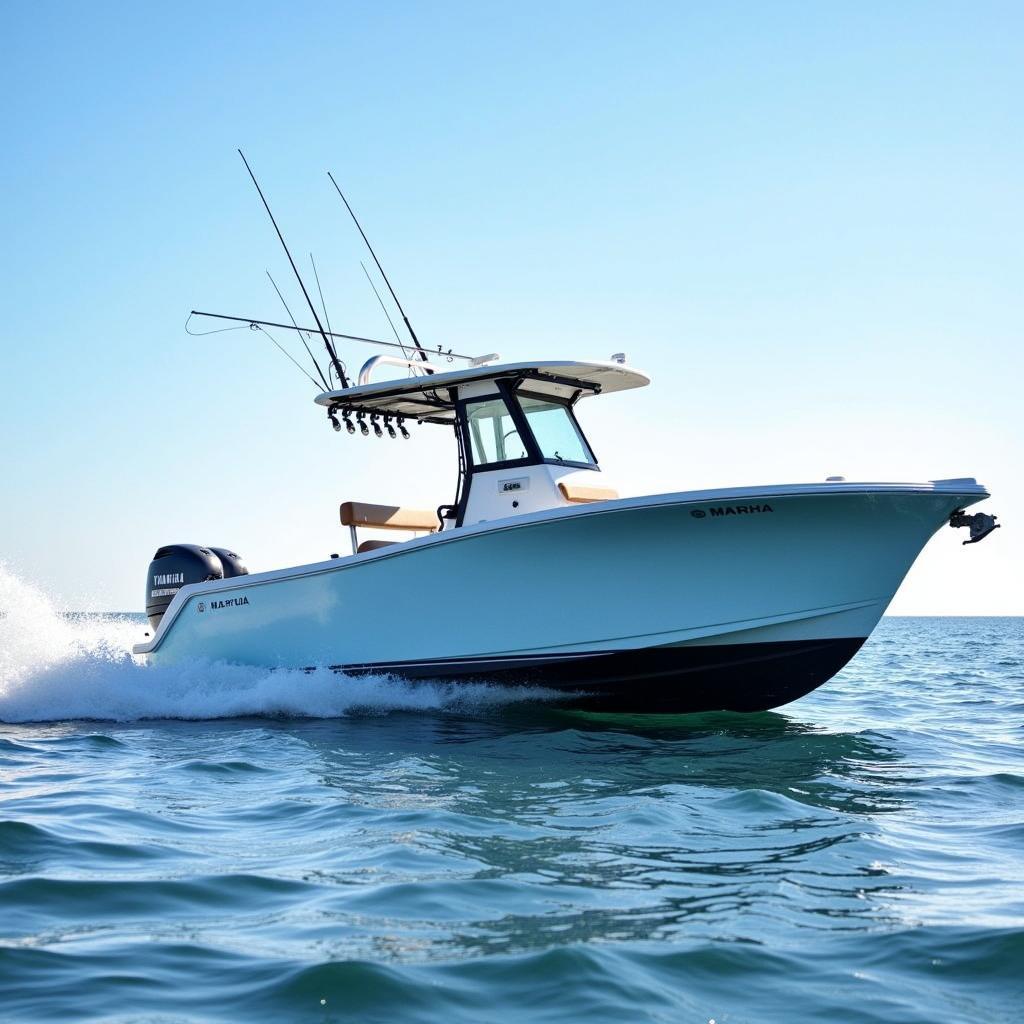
0,3 -> 1020,615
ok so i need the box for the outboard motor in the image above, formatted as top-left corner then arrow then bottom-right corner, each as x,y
146,545 -> 224,630
209,547 -> 248,579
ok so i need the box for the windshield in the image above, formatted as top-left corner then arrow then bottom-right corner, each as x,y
518,395 -> 594,464
466,396 -> 528,465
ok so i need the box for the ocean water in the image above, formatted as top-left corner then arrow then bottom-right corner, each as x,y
0,568 -> 1021,1023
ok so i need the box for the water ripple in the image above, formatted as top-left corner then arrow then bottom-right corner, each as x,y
0,573 -> 1022,1021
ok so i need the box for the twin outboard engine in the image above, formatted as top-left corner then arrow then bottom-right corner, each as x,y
145,544 -> 248,629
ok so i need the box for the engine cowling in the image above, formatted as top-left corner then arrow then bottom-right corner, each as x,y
208,547 -> 248,579
145,544 -> 248,630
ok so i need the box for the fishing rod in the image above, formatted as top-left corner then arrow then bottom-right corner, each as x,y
327,171 -> 432,373
309,253 -> 334,340
187,310 -> 468,362
361,260 -> 409,359
238,150 -> 351,388
266,270 -> 331,391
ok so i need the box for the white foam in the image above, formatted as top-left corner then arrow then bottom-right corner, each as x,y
0,566 -> 552,724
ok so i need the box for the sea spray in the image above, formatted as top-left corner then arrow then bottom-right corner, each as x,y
0,566 -> 553,723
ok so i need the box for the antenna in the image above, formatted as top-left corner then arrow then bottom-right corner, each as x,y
327,171 -> 432,373
238,150 -> 350,388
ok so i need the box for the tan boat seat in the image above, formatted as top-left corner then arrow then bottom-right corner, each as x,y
339,502 -> 438,532
357,539 -> 399,554
558,482 -> 619,504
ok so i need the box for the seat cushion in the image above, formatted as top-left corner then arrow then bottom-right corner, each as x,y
356,539 -> 399,554
340,501 -> 438,531
558,482 -> 619,503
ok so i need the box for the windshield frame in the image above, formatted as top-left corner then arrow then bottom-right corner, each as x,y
514,388 -> 598,469
454,379 -> 599,475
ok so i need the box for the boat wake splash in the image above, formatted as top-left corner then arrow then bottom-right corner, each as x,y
0,567 -> 554,724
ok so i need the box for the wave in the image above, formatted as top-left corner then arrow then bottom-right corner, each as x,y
0,566 -> 550,724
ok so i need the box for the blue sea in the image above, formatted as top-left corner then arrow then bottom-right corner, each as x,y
0,571 -> 1021,1023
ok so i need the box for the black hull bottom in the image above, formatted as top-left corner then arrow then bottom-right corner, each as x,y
340,637 -> 867,713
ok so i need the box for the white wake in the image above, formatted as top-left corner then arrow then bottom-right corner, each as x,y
0,566 -> 550,723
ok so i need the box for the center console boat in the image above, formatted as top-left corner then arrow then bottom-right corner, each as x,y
132,157 -> 1000,712
134,355 -> 998,712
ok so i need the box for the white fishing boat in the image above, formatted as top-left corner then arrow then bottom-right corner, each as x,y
133,158 -> 1001,713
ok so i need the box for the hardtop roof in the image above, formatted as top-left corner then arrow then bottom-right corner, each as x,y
314,359 -> 650,423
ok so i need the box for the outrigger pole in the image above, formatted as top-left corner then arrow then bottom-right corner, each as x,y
186,311 -> 472,363
238,150 -> 351,388
327,172 -> 433,374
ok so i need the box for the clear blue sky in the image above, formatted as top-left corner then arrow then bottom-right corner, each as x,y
1,1 -> 1020,612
